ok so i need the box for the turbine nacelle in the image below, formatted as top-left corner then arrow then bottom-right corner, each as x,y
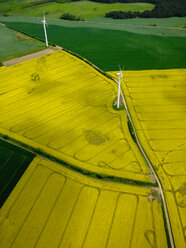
116,66 -> 124,78
116,72 -> 122,77
42,15 -> 48,26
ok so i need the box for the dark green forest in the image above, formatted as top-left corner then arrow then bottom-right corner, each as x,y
89,0 -> 186,18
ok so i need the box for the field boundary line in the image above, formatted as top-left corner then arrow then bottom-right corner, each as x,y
0,135 -> 156,189
3,47 -> 61,67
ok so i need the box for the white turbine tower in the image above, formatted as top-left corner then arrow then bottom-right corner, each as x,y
42,13 -> 48,47
116,67 -> 123,108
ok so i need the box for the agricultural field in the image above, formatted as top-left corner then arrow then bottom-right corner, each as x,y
0,0 -> 154,19
1,16 -> 186,38
95,16 -> 186,28
0,156 -> 168,248
0,20 -> 186,70
110,69 -> 186,248
0,1 -> 185,245
0,50 -> 153,184
0,138 -> 34,208
0,23 -> 45,64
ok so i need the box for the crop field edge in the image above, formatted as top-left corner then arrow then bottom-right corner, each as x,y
0,132 -> 157,188
0,45 -> 46,64
1,22 -> 117,79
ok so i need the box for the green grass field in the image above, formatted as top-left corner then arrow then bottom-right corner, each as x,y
0,139 -> 34,207
2,21 -> 186,71
95,16 -> 186,28
0,0 -> 154,19
1,15 -> 186,37
0,24 -> 45,63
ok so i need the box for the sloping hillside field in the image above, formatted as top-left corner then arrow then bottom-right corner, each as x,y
110,69 -> 186,248
0,50 -> 151,184
0,157 -> 167,248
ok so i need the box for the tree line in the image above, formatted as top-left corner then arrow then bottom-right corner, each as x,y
90,0 -> 186,18
91,0 -> 156,3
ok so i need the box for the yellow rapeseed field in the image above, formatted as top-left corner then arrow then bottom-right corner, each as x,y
0,50 -> 151,183
109,69 -> 186,248
1,49 -> 183,247
0,157 -> 167,248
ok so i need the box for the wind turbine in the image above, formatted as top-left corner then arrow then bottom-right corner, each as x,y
116,67 -> 124,108
42,13 -> 48,47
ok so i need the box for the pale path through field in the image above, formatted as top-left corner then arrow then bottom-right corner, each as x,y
3,46 -> 61,67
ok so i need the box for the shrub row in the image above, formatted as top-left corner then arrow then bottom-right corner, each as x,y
60,13 -> 84,21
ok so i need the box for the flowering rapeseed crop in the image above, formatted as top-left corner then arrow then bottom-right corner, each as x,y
0,157 -> 167,248
110,69 -> 186,248
0,50 -> 151,183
